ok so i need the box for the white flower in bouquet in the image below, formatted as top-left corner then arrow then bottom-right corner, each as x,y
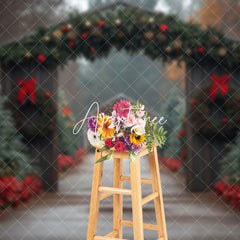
87,129 -> 103,146
131,125 -> 146,135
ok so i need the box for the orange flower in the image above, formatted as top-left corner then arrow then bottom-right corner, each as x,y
97,116 -> 115,139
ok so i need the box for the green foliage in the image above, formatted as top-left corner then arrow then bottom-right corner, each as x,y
145,120 -> 167,153
0,90 -> 32,178
95,152 -> 113,163
190,83 -> 240,138
0,4 -> 238,69
57,88 -> 81,156
220,133 -> 240,186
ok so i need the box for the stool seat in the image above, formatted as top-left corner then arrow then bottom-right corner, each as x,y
87,145 -> 168,240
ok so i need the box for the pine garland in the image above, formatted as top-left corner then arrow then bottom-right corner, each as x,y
0,6 -> 239,69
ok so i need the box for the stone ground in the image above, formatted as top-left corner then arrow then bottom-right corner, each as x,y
0,153 -> 240,240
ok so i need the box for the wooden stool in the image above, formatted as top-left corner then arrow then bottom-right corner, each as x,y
87,145 -> 168,240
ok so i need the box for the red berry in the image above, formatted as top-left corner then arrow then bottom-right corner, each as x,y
197,46 -> 205,54
81,33 -> 88,39
181,149 -> 187,156
90,47 -> 95,53
37,54 -> 46,62
222,118 -> 228,124
45,92 -> 51,98
191,99 -> 197,105
159,24 -> 168,32
61,26 -> 68,32
98,20 -> 105,27
69,41 -> 75,48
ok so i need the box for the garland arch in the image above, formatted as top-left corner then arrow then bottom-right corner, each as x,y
0,2 -> 240,69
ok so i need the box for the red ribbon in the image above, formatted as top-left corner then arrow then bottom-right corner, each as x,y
17,78 -> 37,105
209,74 -> 230,101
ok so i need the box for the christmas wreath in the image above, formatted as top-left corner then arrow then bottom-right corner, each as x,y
190,74 -> 240,138
7,78 -> 57,138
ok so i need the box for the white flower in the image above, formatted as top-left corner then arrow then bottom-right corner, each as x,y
131,125 -> 145,135
140,104 -> 145,110
87,129 -> 103,146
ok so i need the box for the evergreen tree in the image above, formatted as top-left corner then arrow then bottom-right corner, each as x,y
220,133 -> 240,186
160,87 -> 185,157
0,90 -> 31,178
57,88 -> 81,156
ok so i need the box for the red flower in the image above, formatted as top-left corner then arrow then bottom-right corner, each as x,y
105,138 -> 115,148
81,33 -> 88,39
183,120 -> 187,125
75,148 -> 88,163
58,154 -> 75,172
90,47 -> 96,53
69,41 -> 75,48
45,92 -> 51,98
61,25 -> 68,32
37,54 -> 46,62
181,149 -> 187,156
115,141 -> 125,152
98,20 -> 105,27
191,99 -> 197,105
159,24 -> 168,32
214,177 -> 227,195
62,107 -> 72,116
177,130 -> 186,137
197,46 -> 205,54
222,118 -> 228,124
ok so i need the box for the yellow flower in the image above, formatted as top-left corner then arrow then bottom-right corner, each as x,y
129,132 -> 146,145
97,116 -> 115,139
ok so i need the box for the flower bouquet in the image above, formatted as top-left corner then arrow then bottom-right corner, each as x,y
87,100 -> 167,163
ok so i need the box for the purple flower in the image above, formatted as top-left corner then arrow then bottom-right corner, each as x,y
88,116 -> 98,132
132,144 -> 141,153
125,135 -> 131,146
124,145 -> 130,152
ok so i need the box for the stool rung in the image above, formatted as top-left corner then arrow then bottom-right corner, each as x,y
99,186 -> 132,195
94,236 -> 127,240
121,220 -> 159,231
100,192 -> 112,200
120,176 -> 152,184
142,192 -> 159,205
105,230 -> 117,237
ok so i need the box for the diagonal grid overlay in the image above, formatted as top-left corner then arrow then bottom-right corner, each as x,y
0,1 -> 240,240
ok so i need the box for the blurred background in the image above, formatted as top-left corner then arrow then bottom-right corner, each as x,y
0,1 -> 240,240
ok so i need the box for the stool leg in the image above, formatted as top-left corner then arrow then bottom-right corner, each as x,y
148,146 -> 168,240
87,150 -> 104,240
113,158 -> 123,238
130,157 -> 144,240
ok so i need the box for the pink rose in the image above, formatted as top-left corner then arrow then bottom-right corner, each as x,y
136,110 -> 145,117
136,118 -> 145,126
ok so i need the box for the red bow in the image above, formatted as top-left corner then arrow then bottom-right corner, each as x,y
209,74 -> 230,101
17,78 -> 37,105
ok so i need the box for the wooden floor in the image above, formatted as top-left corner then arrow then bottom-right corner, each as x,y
0,153 -> 240,240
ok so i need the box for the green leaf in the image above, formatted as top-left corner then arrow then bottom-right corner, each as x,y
99,145 -> 110,152
95,152 -> 113,164
129,151 -> 138,163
